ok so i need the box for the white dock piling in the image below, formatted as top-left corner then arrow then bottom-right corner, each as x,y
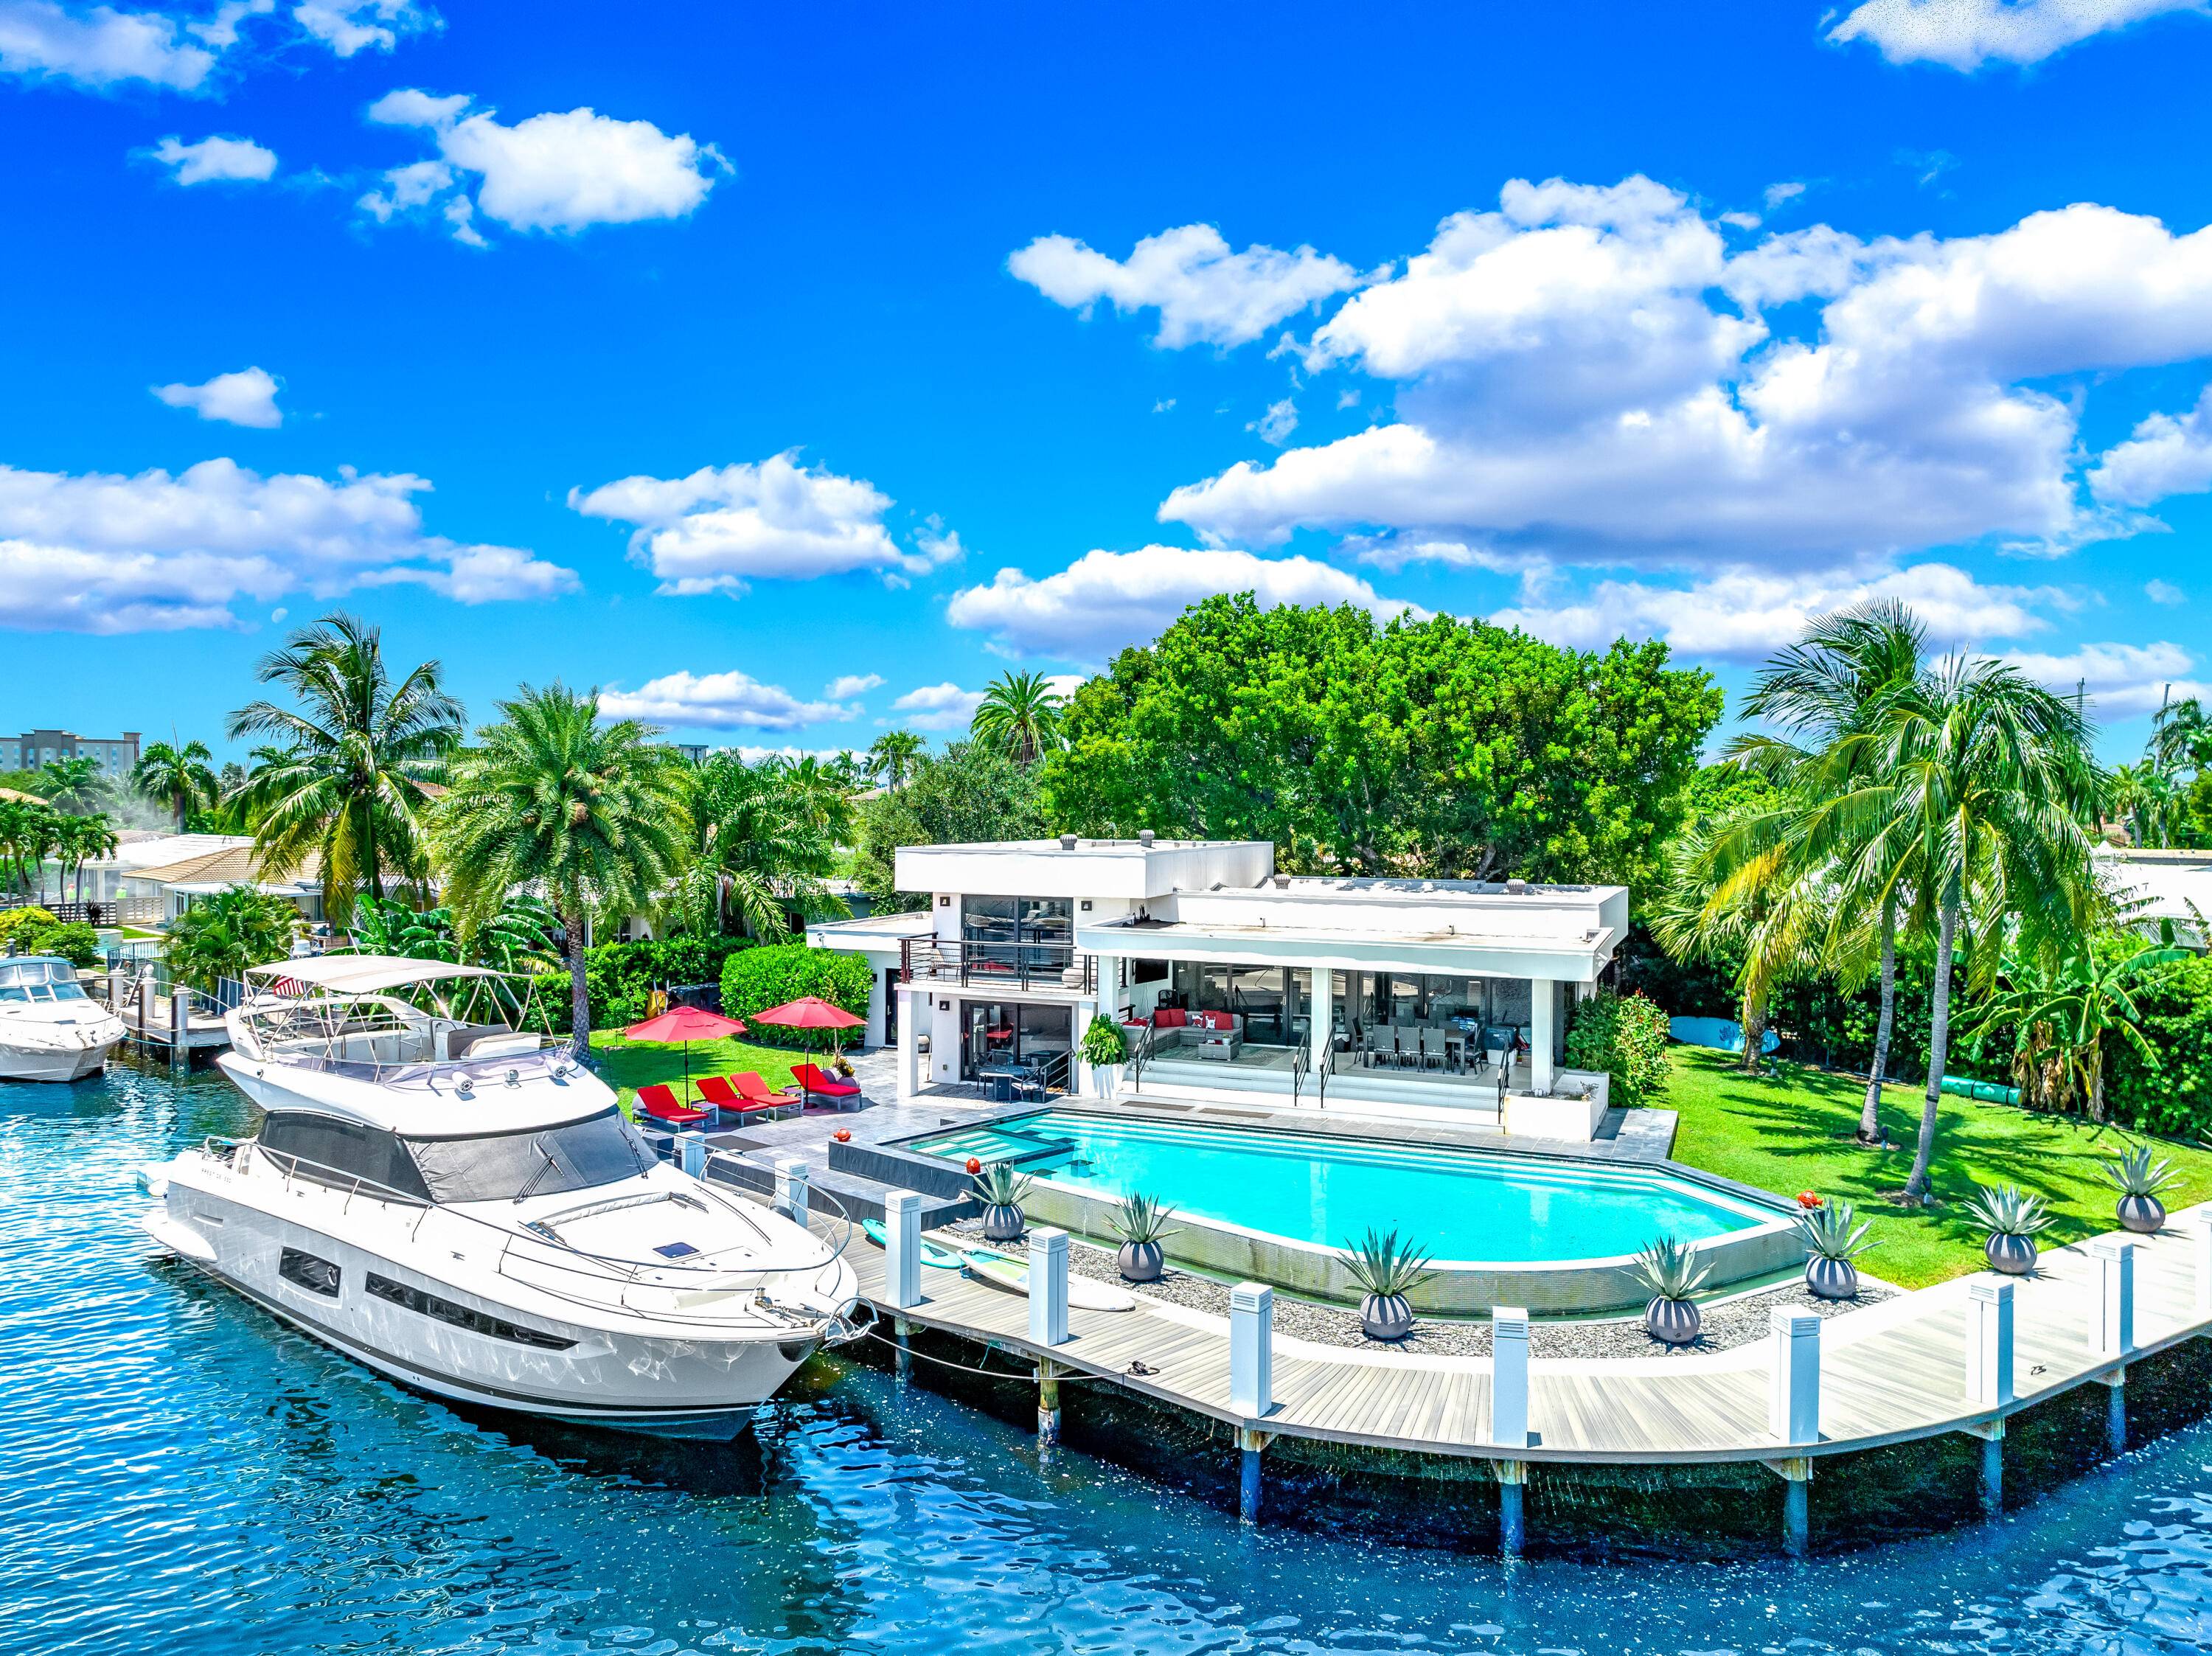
1966,1279 -> 2015,1409
1770,1309 -> 1821,1447
774,1157 -> 810,1228
1490,1304 -> 1531,1557
2093,1238 -> 2136,1360
884,1191 -> 923,1310
1029,1228 -> 1069,1348
675,1130 -> 706,1178
2195,1214 -> 2212,1318
1228,1283 -> 1273,1524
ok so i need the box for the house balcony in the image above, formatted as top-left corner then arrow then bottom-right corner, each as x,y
898,936 -> 1099,998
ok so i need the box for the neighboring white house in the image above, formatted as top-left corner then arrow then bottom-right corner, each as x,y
119,842 -> 325,926
812,833 -> 1629,1141
2096,846 -> 2212,947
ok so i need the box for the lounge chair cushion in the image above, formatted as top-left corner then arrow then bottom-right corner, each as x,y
791,1062 -> 860,1096
634,1083 -> 709,1127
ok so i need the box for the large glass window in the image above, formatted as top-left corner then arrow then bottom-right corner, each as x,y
961,895 -> 1072,978
960,1000 -> 1074,1085
403,1108 -> 655,1204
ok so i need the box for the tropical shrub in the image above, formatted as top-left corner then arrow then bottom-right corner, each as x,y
29,921 -> 100,968
1080,1012 -> 1128,1067
854,740 -> 1047,911
717,943 -> 869,1030
526,935 -> 756,1033
2103,951 -> 2212,1138
0,906 -> 59,952
1562,989 -> 1672,1106
162,886 -> 302,992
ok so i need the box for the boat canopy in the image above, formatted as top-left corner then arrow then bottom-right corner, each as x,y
245,955 -> 515,996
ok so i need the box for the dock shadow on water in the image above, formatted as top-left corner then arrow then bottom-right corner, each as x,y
6,1061 -> 2212,1654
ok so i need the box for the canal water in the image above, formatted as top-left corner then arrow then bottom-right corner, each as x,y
4,1059 -> 2211,1655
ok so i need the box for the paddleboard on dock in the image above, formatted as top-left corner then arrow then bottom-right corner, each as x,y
960,1247 -> 1138,1312
859,1217 -> 962,1269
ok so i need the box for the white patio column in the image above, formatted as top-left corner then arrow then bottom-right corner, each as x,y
1309,966 -> 1332,1080
1530,977 -> 1557,1094
895,985 -> 920,1102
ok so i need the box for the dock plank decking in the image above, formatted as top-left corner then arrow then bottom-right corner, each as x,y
823,1200 -> 2212,1468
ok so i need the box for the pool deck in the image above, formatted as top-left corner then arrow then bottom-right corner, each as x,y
817,1195 -> 2212,1468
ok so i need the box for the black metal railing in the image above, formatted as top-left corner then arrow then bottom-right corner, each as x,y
900,936 -> 1093,995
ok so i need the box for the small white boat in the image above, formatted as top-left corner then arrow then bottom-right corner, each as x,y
960,1245 -> 1138,1312
139,953 -> 862,1437
0,956 -> 128,1082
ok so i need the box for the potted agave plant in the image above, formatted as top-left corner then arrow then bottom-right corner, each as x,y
972,1161 -> 1032,1243
1631,1236 -> 1711,1346
1107,1191 -> 1177,1281
1795,1199 -> 1872,1300
1966,1184 -> 2051,1276
2104,1145 -> 2178,1235
1339,1228 -> 1435,1341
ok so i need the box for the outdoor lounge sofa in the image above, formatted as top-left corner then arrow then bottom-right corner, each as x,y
1145,1006 -> 1245,1058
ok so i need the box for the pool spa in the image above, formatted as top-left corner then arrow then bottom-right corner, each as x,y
907,1110 -> 1803,1313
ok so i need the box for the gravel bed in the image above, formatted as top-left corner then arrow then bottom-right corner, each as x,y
937,1219 -> 1894,1359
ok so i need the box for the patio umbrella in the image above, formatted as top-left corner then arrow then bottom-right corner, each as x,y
621,1003 -> 748,1092
751,996 -> 866,1076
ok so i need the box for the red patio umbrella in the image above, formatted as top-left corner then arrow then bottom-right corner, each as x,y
751,996 -> 865,1073
621,1003 -> 748,1091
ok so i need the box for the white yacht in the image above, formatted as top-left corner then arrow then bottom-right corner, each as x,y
0,956 -> 128,1082
138,954 -> 861,1437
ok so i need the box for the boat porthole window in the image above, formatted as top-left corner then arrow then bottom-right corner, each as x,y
278,1248 -> 341,1298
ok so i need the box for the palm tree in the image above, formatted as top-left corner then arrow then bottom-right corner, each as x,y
133,739 -> 218,832
38,756 -> 105,813
228,612 -> 463,929
162,884 -> 302,992
970,670 -> 1067,767
866,729 -> 925,793
431,683 -> 689,1052
0,799 -> 62,899
773,754 -> 858,846
672,753 -> 844,941
1726,602 -> 1927,1142
1845,655 -> 2107,1201
2111,759 -> 2187,849
55,813 -> 117,905
1968,928 -> 2189,1123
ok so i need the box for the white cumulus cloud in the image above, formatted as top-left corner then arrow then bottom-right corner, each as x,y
1157,181 -> 2212,574
2002,640 -> 2209,718
150,132 -> 275,184
1008,223 -> 1364,349
890,682 -> 985,732
824,672 -> 883,699
151,366 -> 282,428
944,543 -> 1423,661
364,88 -> 726,241
293,0 -> 433,55
0,0 -> 225,90
2090,383 -> 2212,507
1829,0 -> 2207,71
599,669 -> 849,731
0,456 -> 574,633
570,451 -> 955,596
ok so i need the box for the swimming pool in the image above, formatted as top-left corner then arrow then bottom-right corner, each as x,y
911,1110 -> 1782,1266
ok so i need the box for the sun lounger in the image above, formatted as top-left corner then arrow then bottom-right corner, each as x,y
634,1082 -> 709,1128
728,1071 -> 804,1120
790,1062 -> 863,1110
692,1075 -> 761,1124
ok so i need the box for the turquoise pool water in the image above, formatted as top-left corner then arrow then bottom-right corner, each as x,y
912,1110 -> 1778,1261
6,1060 -> 2212,1651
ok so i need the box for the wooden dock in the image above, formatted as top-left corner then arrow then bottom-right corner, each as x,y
810,1188 -> 2212,1547
107,974 -> 230,1057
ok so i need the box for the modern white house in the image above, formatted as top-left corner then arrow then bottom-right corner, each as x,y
811,834 -> 1630,1141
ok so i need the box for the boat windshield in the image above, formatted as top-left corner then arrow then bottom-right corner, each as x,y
0,960 -> 87,1003
405,1109 -> 654,1204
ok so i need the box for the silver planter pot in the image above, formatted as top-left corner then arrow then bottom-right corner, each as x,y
1361,1293 -> 1414,1341
1117,1239 -> 1164,1282
2117,1194 -> 2167,1235
1804,1256 -> 1859,1301
1645,1295 -> 1701,1346
981,1203 -> 1025,1242
1985,1232 -> 2038,1275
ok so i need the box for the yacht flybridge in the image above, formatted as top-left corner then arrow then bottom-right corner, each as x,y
137,954 -> 861,1437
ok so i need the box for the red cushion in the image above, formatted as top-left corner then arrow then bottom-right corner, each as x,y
1200,1010 -> 1232,1031
1153,1007 -> 1189,1029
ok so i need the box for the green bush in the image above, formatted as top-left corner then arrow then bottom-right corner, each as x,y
0,907 -> 100,967
524,934 -> 755,1033
2104,953 -> 2212,1139
719,943 -> 871,1034
1564,989 -> 1672,1107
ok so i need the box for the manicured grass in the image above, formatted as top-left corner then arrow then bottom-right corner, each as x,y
588,1029 -> 849,1111
1665,1047 -> 2212,1288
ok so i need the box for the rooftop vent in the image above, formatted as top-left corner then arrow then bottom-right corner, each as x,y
1138,829 -> 1155,848
1060,833 -> 1079,850
1273,874 -> 1291,889
1506,877 -> 1528,895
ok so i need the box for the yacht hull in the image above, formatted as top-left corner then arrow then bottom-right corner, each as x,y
144,1170 -> 841,1439
0,1031 -> 125,1082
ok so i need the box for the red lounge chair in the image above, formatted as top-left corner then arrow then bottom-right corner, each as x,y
692,1075 -> 753,1124
634,1082 -> 709,1128
730,1071 -> 803,1119
790,1062 -> 862,1109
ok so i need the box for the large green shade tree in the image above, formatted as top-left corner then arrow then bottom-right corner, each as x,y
1042,595 -> 1722,887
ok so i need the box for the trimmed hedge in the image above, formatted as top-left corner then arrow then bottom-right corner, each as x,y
529,935 -> 756,1033
719,943 -> 871,1034
2104,952 -> 2212,1139
1564,989 -> 1672,1107
0,907 -> 100,967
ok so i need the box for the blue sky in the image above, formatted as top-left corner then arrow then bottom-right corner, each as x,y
7,1 -> 2212,763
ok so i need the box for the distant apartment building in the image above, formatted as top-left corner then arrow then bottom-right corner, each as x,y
3,728 -> 142,776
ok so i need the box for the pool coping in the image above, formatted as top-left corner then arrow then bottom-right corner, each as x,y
838,1096 -> 1806,1315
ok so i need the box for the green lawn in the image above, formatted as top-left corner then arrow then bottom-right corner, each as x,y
589,1029 -> 846,1112
1665,1047 -> 2212,1288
